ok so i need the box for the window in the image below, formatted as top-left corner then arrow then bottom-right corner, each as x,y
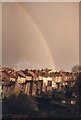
48,81 -> 52,86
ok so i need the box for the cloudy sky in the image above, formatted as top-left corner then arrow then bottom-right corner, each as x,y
2,2 -> 79,71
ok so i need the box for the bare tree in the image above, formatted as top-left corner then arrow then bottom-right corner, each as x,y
72,65 -> 81,73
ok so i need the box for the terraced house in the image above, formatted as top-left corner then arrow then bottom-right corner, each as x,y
0,67 -> 78,98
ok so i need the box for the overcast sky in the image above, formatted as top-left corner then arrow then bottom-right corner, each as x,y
2,2 -> 79,71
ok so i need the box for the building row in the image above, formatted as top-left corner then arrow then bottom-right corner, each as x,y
0,67 -> 78,98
